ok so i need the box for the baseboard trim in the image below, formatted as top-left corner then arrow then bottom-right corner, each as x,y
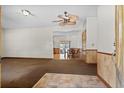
97,74 -> 112,88
1,57 -> 53,60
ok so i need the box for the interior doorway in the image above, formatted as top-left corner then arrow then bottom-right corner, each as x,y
53,31 -> 86,60
59,41 -> 71,59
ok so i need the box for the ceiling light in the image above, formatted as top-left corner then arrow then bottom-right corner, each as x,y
21,10 -> 30,16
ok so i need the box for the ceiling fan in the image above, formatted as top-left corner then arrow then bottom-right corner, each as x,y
52,11 -> 79,26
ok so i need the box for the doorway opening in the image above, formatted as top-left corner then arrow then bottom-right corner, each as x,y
59,41 -> 70,59
53,31 -> 86,60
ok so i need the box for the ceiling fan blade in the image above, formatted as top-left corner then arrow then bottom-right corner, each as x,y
59,22 -> 65,26
68,15 -> 79,23
67,22 -> 76,25
74,15 -> 79,20
30,13 -> 35,16
57,15 -> 64,19
52,20 -> 63,22
58,21 -> 76,26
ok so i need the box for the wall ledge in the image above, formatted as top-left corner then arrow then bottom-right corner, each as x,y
97,51 -> 112,55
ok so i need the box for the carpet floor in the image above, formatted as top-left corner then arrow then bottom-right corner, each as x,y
1,58 -> 97,88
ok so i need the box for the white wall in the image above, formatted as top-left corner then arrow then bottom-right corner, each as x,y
86,17 -> 97,49
53,31 -> 82,48
97,5 -> 115,53
3,28 -> 53,58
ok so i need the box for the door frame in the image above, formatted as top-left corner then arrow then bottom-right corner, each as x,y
115,5 -> 124,87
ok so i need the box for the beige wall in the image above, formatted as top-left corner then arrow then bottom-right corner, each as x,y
97,53 -> 116,87
86,50 -> 97,64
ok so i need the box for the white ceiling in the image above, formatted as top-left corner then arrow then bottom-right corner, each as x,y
1,5 -> 98,29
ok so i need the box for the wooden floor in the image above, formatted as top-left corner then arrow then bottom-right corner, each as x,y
1,58 -> 97,88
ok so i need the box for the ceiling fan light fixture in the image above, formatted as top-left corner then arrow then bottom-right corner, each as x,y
53,11 -> 78,26
64,11 -> 69,17
21,10 -> 30,16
